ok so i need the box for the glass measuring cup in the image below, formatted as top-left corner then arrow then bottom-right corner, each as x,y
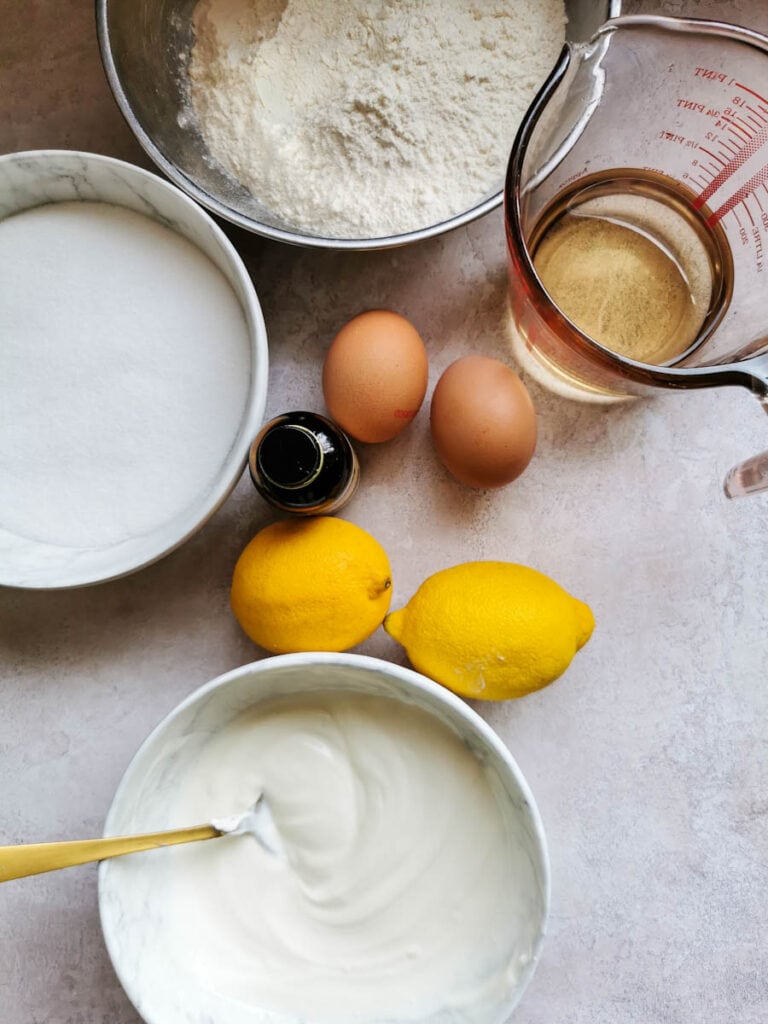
505,15 -> 768,497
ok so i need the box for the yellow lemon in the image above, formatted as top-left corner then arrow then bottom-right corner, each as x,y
231,517 -> 392,654
384,561 -> 594,700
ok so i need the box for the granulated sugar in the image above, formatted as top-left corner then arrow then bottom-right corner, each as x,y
0,202 -> 252,549
189,0 -> 566,238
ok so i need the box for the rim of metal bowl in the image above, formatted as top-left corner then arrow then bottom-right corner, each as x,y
95,1 -> 503,252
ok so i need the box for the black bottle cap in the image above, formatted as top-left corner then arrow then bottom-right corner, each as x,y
257,423 -> 323,490
249,411 -> 359,513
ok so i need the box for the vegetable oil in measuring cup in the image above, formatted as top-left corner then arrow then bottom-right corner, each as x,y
529,169 -> 733,368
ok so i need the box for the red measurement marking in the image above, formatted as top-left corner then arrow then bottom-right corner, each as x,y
744,203 -> 755,227
706,162 -> 768,224
699,146 -> 726,169
721,140 -> 740,157
725,118 -> 752,142
746,114 -> 762,129
746,105 -> 768,122
734,81 -> 768,106
694,122 -> 768,210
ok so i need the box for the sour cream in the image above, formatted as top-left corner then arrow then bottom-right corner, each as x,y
161,692 -> 539,1024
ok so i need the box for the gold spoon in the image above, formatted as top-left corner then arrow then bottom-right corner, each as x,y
0,795 -> 281,883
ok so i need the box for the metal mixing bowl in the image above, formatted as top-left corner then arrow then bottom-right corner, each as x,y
96,0 -> 618,251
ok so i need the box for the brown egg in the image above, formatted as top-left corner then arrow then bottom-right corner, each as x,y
430,355 -> 537,488
322,310 -> 428,443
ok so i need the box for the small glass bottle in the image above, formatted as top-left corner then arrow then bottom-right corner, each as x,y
248,411 -> 359,515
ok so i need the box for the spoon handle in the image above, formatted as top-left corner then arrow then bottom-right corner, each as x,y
0,824 -> 220,882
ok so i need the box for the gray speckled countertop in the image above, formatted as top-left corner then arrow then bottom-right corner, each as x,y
1,2 -> 767,1023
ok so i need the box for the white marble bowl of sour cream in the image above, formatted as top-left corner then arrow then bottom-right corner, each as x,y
99,653 -> 549,1024
0,150 -> 268,589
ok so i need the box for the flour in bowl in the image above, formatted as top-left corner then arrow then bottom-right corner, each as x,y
188,0 -> 566,238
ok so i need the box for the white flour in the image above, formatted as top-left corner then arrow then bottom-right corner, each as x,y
0,202 -> 251,549
189,0 -> 566,238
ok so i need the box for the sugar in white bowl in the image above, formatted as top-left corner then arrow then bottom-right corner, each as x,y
0,151 -> 268,588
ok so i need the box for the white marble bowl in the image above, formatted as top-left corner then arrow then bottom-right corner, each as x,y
0,150 -> 268,589
99,653 -> 550,1024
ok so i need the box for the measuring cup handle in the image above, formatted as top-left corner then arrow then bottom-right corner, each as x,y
723,367 -> 768,497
